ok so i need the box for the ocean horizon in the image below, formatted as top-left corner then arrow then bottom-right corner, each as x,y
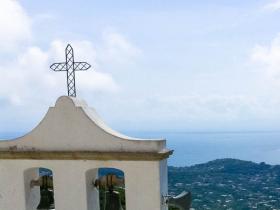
125,130 -> 280,167
1,131 -> 280,167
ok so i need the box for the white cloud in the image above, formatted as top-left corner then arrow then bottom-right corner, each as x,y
48,40 -> 120,93
0,0 -> 31,51
0,0 -> 143,106
127,94 -> 269,121
102,91 -> 280,131
251,33 -> 280,80
0,34 -> 136,132
0,40 -> 121,106
0,1 -> 143,133
99,31 -> 142,65
263,0 -> 280,11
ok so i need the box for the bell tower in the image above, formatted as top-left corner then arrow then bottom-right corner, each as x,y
0,44 -> 191,210
0,96 -> 172,210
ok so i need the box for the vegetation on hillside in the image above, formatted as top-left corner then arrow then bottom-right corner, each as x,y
169,158 -> 280,210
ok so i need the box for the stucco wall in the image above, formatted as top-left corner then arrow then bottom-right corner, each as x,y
0,159 -> 168,210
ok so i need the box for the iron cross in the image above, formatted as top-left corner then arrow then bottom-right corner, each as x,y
50,44 -> 91,97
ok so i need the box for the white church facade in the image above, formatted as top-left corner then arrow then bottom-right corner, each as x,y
0,96 -> 173,210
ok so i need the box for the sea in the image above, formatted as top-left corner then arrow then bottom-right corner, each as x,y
124,131 -> 280,167
1,131 -> 280,167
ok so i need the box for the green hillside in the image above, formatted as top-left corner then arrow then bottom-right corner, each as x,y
168,159 -> 280,210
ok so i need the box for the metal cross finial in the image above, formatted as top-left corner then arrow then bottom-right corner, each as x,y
50,44 -> 91,97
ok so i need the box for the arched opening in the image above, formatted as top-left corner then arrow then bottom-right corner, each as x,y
86,168 -> 126,210
24,167 -> 55,210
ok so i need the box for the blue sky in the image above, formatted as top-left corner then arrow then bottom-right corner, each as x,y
1,0 -> 280,134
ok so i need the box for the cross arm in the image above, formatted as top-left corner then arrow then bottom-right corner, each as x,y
50,62 -> 67,71
74,62 -> 91,71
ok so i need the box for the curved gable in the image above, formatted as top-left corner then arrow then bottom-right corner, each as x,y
0,97 -> 170,156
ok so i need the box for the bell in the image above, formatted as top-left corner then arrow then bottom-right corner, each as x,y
37,188 -> 55,210
104,189 -> 123,210
36,175 -> 55,210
